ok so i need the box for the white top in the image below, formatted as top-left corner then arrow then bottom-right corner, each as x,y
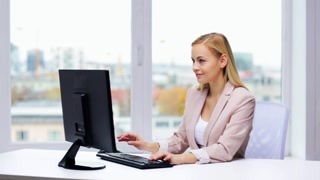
194,116 -> 208,148
159,116 -> 210,164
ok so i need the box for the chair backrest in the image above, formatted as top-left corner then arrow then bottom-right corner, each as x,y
245,101 -> 290,159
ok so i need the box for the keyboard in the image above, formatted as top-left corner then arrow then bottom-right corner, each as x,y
96,152 -> 174,169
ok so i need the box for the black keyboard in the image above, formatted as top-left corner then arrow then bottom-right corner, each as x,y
96,152 -> 174,169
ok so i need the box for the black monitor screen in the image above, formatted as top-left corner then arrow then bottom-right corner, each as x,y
58,69 -> 118,170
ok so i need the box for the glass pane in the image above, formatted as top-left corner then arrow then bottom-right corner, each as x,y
152,0 -> 282,140
10,0 -> 131,143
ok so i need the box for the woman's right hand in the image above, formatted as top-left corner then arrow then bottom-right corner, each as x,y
117,132 -> 159,152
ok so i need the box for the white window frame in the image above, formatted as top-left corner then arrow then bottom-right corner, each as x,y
0,0 -> 12,152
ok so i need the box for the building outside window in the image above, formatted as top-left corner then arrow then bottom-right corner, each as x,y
16,131 -> 28,142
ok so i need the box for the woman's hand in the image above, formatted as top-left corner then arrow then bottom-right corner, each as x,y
148,152 -> 198,165
117,132 -> 146,150
117,132 -> 159,152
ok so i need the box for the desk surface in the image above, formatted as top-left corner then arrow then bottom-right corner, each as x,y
0,149 -> 319,180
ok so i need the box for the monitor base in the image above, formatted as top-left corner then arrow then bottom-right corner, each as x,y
58,139 -> 105,170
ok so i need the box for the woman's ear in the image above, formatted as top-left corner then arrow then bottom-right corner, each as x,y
220,54 -> 227,68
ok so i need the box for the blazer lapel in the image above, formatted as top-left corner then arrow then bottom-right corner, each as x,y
188,88 -> 208,149
203,82 -> 234,145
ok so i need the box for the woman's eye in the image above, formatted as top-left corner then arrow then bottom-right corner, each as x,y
199,59 -> 205,63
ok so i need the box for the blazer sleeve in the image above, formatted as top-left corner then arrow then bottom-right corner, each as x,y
165,87 -> 195,154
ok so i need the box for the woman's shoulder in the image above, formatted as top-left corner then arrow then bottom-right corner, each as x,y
184,85 -> 207,105
226,82 -> 255,101
233,86 -> 254,96
231,89 -> 255,109
234,87 -> 253,96
186,85 -> 206,96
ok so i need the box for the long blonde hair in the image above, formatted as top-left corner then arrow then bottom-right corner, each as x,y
192,32 -> 247,90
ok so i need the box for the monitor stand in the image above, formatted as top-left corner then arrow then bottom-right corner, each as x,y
58,139 -> 106,170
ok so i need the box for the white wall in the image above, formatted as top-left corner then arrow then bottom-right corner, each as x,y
305,0 -> 320,160
288,0 -> 320,160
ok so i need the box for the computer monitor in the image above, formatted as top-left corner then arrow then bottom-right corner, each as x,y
58,69 -> 118,170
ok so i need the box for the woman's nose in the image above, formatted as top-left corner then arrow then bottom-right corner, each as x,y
193,63 -> 199,72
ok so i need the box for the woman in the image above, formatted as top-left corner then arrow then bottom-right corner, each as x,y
117,32 -> 255,165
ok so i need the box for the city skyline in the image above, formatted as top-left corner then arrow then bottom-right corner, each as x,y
10,0 -> 281,68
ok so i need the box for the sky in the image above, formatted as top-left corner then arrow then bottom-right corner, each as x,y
10,0 -> 281,69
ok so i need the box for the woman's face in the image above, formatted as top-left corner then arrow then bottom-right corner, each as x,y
191,43 -> 226,84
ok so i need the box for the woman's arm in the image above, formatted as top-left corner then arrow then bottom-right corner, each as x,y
117,132 -> 160,153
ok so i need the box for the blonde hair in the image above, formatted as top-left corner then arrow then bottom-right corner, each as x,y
192,32 -> 247,90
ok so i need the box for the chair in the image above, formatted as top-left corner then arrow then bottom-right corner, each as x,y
245,101 -> 290,159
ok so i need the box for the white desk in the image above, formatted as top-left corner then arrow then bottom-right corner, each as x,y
0,149 -> 319,180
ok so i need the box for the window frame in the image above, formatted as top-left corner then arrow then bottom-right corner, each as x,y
0,0 -> 11,152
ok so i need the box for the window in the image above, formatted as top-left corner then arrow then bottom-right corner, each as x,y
155,121 -> 169,128
48,131 -> 61,141
10,0 -> 131,144
4,0 -> 318,158
173,121 -> 181,128
16,131 -> 28,142
152,0 -> 282,139
1,0 -> 283,152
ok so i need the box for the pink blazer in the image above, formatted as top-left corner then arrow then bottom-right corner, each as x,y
167,81 -> 255,163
